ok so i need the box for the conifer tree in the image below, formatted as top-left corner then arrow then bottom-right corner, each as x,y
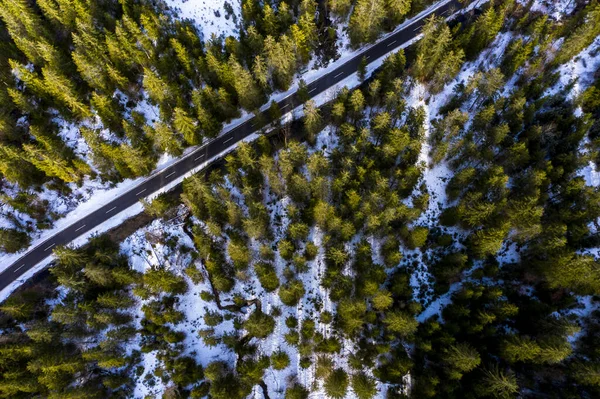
173,107 -> 201,145
229,56 -> 263,110
351,373 -> 378,399
348,0 -> 386,47
324,368 -> 349,399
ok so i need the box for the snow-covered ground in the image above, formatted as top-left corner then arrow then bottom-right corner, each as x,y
165,0 -> 241,41
523,0 -> 577,20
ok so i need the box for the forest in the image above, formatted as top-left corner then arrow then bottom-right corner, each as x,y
1,0 -> 600,398
0,0 -> 435,253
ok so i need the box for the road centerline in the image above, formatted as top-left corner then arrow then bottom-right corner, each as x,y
106,206 -> 117,214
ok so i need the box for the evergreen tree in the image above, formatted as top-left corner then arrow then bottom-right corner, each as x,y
324,368 -> 349,399
351,372 -> 378,399
348,0 -> 386,47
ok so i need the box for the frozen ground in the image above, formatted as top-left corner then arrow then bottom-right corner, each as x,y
165,0 -> 241,41
522,0 -> 577,20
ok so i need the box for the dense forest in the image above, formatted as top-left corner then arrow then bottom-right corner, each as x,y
0,0 -> 436,253
1,0 -> 600,398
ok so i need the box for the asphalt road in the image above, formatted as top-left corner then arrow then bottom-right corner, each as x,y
0,0 -> 465,291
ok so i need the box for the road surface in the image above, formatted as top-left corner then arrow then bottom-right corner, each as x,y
0,0 -> 465,292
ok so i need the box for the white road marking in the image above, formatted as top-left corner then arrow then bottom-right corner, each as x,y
334,71 -> 344,78
387,40 -> 397,47
281,103 -> 290,110
194,154 -> 204,161
309,87 -> 317,94
440,9 -> 448,16
136,188 -> 147,196
165,171 -> 176,178
413,25 -> 421,32
366,55 -> 371,60
44,244 -> 55,252
14,264 -> 26,273
106,206 -> 117,214
74,225 -> 86,232
223,137 -> 233,144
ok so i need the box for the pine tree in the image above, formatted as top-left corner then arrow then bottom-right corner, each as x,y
303,100 -> 321,143
0,0 -> 49,64
264,35 -> 296,90
386,0 -> 411,25
371,290 -> 393,311
244,309 -> 275,338
413,16 -> 452,82
279,279 -> 305,306
229,56 -> 263,110
358,56 -> 368,82
262,4 -> 279,37
271,350 -> 290,370
173,107 -> 201,145
297,79 -> 310,103
351,372 -> 378,399
477,365 -> 518,399
0,143 -> 44,187
143,68 -> 171,105
330,0 -> 353,19
443,343 -> 481,379
348,0 -> 386,47
384,310 -> 418,336
252,55 -> 269,89
42,66 -> 91,118
324,368 -> 349,399
147,122 -> 184,156
285,383 -> 309,399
